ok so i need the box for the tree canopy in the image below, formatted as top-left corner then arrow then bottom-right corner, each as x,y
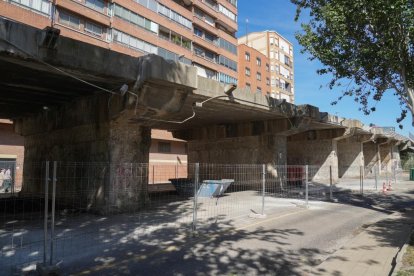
292,0 -> 414,128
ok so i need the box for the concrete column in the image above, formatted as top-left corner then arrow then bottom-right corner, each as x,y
15,94 -> 151,212
287,129 -> 342,184
337,137 -> 364,178
362,141 -> 381,176
379,142 -> 393,174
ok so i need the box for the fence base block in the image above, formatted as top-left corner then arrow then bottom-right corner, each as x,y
36,263 -> 60,276
249,213 -> 267,219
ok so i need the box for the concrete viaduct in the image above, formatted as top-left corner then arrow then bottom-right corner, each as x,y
0,18 -> 411,210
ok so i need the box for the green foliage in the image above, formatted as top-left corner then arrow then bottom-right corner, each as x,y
401,152 -> 414,170
292,0 -> 414,127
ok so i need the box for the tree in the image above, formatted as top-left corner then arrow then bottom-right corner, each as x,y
292,0 -> 414,128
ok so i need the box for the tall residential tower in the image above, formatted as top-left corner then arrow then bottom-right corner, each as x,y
238,31 -> 295,103
1,0 -> 238,85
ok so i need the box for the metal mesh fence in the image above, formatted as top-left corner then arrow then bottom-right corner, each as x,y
0,161 -> 411,274
0,162 -> 47,274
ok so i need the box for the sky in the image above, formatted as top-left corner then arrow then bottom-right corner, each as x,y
236,0 -> 412,136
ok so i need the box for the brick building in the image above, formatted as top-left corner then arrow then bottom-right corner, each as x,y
0,120 -> 24,191
238,31 -> 295,103
1,0 -> 238,85
1,0 -> 239,184
237,43 -> 271,95
149,129 -> 187,184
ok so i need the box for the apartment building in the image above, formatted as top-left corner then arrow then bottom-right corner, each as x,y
237,43 -> 270,95
1,0 -> 239,179
238,31 -> 295,103
1,0 -> 238,84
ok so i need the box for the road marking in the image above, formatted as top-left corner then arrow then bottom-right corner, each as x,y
235,209 -> 309,231
73,208 -> 310,275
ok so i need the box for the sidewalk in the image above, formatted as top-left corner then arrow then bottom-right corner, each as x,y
313,210 -> 414,276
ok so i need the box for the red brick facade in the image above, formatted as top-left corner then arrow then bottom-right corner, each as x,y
0,120 -> 24,190
237,44 -> 271,95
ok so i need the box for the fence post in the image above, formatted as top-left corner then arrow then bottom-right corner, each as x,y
393,163 -> 397,187
50,161 -> 57,265
329,166 -> 333,201
305,165 -> 309,208
192,163 -> 199,235
374,164 -> 378,190
43,161 -> 50,265
261,164 -> 265,215
360,166 -> 364,196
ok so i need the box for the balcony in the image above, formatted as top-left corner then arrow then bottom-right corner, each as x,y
193,0 -> 219,15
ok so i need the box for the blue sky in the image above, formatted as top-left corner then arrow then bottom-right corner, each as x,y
236,0 -> 412,136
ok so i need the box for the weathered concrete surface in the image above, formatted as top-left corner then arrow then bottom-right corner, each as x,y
337,138 -> 363,178
15,94 -> 152,212
188,135 -> 286,165
335,131 -> 372,179
287,129 -> 344,183
363,141 -> 380,177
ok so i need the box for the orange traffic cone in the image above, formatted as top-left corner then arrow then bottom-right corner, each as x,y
382,182 -> 387,194
388,181 -> 393,191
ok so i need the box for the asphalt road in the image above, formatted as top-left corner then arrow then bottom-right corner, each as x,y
64,181 -> 414,276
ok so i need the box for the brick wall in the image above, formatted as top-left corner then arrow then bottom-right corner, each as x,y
0,121 -> 24,190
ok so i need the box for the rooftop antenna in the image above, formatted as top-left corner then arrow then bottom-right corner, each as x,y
245,18 -> 249,45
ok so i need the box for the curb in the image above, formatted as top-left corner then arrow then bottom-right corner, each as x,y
391,226 -> 413,276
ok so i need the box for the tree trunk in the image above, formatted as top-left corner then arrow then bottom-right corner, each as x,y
407,87 -> 414,127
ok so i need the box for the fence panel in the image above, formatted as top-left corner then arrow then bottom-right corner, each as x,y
194,164 -> 263,232
0,162 -> 47,274
49,162 -> 195,266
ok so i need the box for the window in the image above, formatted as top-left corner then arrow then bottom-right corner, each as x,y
85,0 -> 105,12
284,55 -> 291,67
266,78 -> 270,86
218,4 -> 237,22
112,29 -> 158,54
218,38 -> 237,55
158,142 -> 171,153
59,11 -> 80,29
219,56 -> 237,72
256,87 -> 262,93
266,63 -> 270,72
246,83 -> 251,89
157,3 -> 192,29
85,21 -> 103,37
204,32 -> 216,44
245,67 -> 251,76
227,0 -> 237,7
245,52 -> 250,61
11,0 -> 51,14
256,72 -> 261,81
194,27 -> 202,37
256,57 -> 261,66
114,4 -> 159,34
218,72 -> 237,84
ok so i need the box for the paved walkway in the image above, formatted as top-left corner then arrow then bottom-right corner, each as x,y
313,209 -> 414,276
